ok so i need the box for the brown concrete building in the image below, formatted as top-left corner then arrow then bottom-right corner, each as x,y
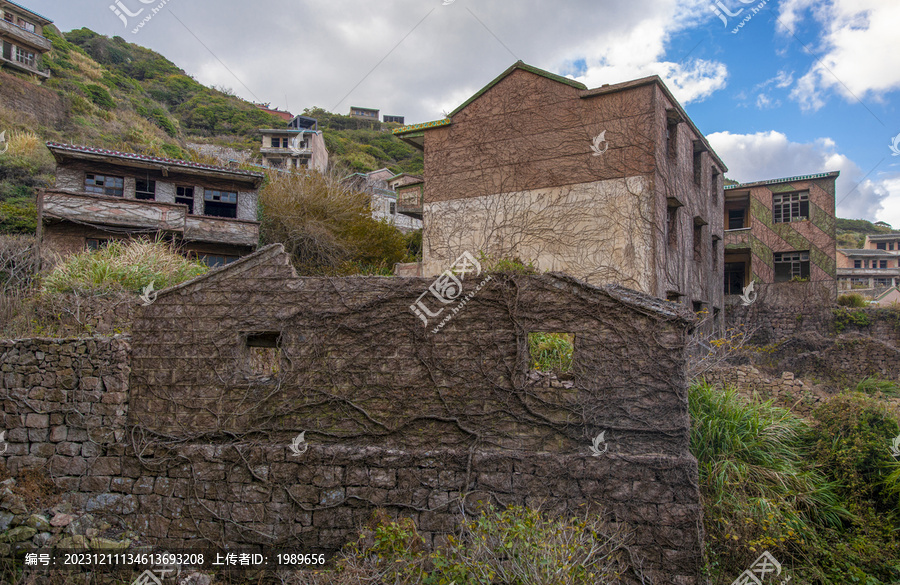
39,143 -> 264,267
259,115 -> 328,173
350,106 -> 379,120
723,172 -> 838,296
394,61 -> 727,318
0,0 -> 52,78
837,233 -> 900,290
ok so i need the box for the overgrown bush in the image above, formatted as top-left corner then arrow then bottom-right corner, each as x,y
301,505 -> 634,584
42,238 -> 207,294
838,292 -> 868,308
258,169 -> 411,275
528,332 -> 574,373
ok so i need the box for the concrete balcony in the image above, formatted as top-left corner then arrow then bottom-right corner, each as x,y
723,227 -> 751,248
41,190 -> 259,248
184,215 -> 259,247
42,191 -> 185,231
0,19 -> 52,52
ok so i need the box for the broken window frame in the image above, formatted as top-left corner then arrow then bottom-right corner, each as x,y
135,179 -> 156,201
773,251 -> 810,282
772,191 -> 809,224
203,190 -> 238,218
176,186 -> 195,214
85,173 -> 124,197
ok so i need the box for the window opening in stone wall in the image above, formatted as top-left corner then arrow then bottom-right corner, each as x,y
528,332 -> 574,374
176,186 -> 194,213
773,191 -> 809,223
136,179 -> 156,201
774,251 -> 810,282
245,332 -> 282,377
667,205 -> 678,248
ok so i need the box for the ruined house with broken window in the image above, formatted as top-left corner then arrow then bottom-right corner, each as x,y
723,172 -> 837,296
0,0 -> 51,78
393,61 -> 728,322
38,143 -> 264,267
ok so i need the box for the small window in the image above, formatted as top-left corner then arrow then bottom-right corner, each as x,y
528,332 -> 574,374
245,332 -> 281,377
86,238 -> 109,251
877,243 -> 886,250
135,179 -> 156,201
880,260 -> 888,269
666,292 -> 681,302
14,46 -> 35,67
3,13 -> 12,23
85,174 -> 124,197
728,209 -> 745,230
203,190 -> 238,218
773,191 -> 809,223
176,186 -> 194,214
712,239 -> 719,270
271,137 -> 280,148
854,260 -> 862,269
710,168 -> 719,203
666,120 -> 678,158
890,243 -> 895,251
389,202 -> 396,215
774,251 -> 810,282
692,301 -> 703,315
692,150 -> 702,186
724,262 -> 745,294
693,222 -> 702,263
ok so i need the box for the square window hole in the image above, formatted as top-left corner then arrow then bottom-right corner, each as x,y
528,332 -> 574,374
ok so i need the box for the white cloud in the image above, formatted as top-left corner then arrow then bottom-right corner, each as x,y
779,0 -> 900,110
707,130 -> 889,220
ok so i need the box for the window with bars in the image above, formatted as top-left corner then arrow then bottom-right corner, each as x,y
774,251 -> 810,282
773,191 -> 809,223
85,174 -> 124,197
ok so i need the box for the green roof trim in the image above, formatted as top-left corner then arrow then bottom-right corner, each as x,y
392,119 -> 451,135
725,171 -> 840,190
449,61 -> 587,118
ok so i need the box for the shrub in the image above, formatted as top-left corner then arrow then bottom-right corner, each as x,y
42,238 -> 207,294
313,505 -> 634,585
838,293 -> 868,308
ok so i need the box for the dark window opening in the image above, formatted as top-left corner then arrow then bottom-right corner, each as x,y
693,150 -> 702,186
528,332 -> 574,374
692,301 -> 704,315
666,291 -> 682,303
877,243 -> 886,250
728,209 -> 746,230
880,260 -> 888,269
711,168 -> 719,203
667,205 -> 678,248
724,262 -> 746,294
86,238 -> 109,251
666,120 -> 678,158
135,179 -> 156,201
712,239 -> 719,270
245,331 -> 282,377
203,190 -> 238,218
389,202 -> 396,215
85,174 -> 124,197
271,137 -> 280,148
176,186 -> 194,214
693,222 -> 703,263
774,251 -> 810,282
854,260 -> 862,268
773,191 -> 809,223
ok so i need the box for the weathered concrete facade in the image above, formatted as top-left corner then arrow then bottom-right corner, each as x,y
40,143 -> 264,266
396,62 -> 727,323
1,245 -> 706,584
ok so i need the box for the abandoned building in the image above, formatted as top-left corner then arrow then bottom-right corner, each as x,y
39,142 -> 264,266
0,0 -> 52,78
342,168 -> 423,232
724,172 -> 838,296
837,233 -> 900,291
393,61 -> 728,320
253,102 -> 293,122
383,115 -> 405,124
349,106 -> 379,120
258,114 -> 328,173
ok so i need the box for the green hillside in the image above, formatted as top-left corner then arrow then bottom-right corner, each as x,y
837,218 -> 895,249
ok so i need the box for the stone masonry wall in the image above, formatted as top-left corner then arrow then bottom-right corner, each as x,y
0,245 -> 706,584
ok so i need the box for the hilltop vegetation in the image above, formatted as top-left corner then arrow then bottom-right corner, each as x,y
837,218 -> 895,249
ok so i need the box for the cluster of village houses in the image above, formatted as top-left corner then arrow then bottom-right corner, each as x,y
4,0 -> 899,313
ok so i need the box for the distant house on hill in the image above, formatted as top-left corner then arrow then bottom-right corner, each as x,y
837,233 -> 900,290
253,103 -> 293,122
350,106 -> 379,120
259,115 -> 328,173
342,169 -> 422,233
39,142 -> 264,267
0,0 -> 52,78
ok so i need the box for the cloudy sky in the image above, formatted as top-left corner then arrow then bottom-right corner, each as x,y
29,0 -> 900,224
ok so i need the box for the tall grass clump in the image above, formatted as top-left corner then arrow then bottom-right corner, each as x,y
42,238 -> 207,294
528,332 -> 574,373
690,383 -> 847,581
